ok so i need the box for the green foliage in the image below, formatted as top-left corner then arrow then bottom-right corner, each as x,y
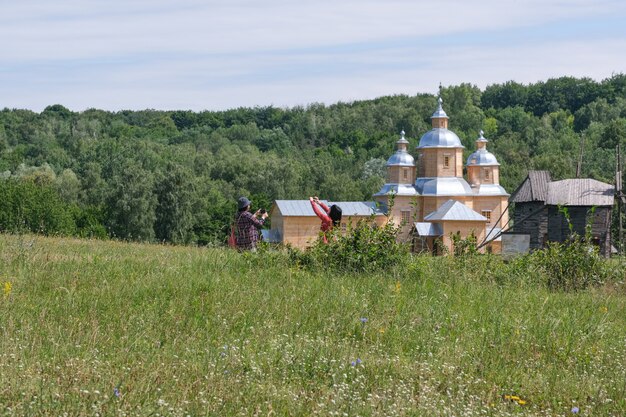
528,238 -> 605,291
526,206 -> 608,291
1,75 -> 625,245
1,235 -> 626,415
0,179 -> 76,235
298,217 -> 409,273
451,232 -> 478,257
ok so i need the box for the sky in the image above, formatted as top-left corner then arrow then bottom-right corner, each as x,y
2,0 -> 626,112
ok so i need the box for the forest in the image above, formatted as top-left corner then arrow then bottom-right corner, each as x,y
1,75 -> 625,245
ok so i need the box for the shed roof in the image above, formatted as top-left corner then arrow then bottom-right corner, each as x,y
510,171 -> 552,203
273,200 -> 384,217
423,199 -> 488,222
546,179 -> 614,206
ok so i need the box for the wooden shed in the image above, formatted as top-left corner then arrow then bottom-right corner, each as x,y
510,172 -> 615,257
546,179 -> 614,257
509,171 -> 551,250
268,200 -> 387,249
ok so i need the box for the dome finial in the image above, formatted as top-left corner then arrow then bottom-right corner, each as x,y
480,130 -> 484,138
397,129 -> 409,145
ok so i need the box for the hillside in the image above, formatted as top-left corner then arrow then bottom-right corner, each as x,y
1,76 -> 626,245
1,234 -> 625,415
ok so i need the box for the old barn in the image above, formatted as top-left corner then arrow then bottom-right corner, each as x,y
510,171 -> 614,257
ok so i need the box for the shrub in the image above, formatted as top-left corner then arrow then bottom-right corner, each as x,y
298,217 -> 410,273
528,237 -> 604,291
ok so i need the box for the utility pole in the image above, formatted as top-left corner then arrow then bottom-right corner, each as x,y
576,134 -> 585,178
615,143 -> 626,255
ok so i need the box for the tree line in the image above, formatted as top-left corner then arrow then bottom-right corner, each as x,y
1,75 -> 625,245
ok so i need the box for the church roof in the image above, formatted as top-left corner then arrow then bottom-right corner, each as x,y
423,199 -> 488,222
431,97 -> 449,119
473,183 -> 510,196
373,183 -> 419,197
415,177 -> 473,196
386,150 -> 415,166
273,200 -> 384,216
417,128 -> 464,148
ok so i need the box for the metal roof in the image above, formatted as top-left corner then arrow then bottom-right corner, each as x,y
414,222 -> 443,236
273,200 -> 384,216
417,128 -> 464,149
431,97 -> 449,119
386,150 -> 415,166
424,199 -> 488,222
396,130 -> 409,145
466,149 -> 499,166
546,179 -> 615,206
415,177 -> 473,196
373,183 -> 419,197
509,171 -> 552,203
473,183 -> 510,196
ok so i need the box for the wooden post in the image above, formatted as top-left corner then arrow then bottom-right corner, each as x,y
617,143 -> 624,253
577,133 -> 585,178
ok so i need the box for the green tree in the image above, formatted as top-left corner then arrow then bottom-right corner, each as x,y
154,163 -> 196,244
106,160 -> 157,241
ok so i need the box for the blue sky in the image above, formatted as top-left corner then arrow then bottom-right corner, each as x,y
2,0 -> 626,112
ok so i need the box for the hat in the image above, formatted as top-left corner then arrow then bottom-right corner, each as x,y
237,196 -> 251,210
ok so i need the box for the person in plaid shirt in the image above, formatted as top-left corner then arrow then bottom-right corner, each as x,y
234,197 -> 268,251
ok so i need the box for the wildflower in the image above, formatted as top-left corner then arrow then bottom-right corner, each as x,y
379,327 -> 386,334
394,281 -> 401,293
600,306 -> 608,313
503,394 -> 526,405
356,358 -> 362,364
571,406 -> 579,414
351,361 -> 356,366
114,387 -> 120,398
3,282 -> 11,297
360,317 -> 368,324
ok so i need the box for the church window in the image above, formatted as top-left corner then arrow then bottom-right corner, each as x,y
401,210 -> 411,224
481,210 -> 492,223
341,223 -> 347,232
443,155 -> 450,168
484,169 -> 490,180
403,168 -> 408,180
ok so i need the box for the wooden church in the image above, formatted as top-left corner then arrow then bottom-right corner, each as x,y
268,98 -> 509,253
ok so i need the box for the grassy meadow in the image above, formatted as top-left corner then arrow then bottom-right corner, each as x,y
0,234 -> 625,416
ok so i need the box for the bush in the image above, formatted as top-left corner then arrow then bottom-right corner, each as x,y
528,237 -> 604,291
297,217 -> 410,273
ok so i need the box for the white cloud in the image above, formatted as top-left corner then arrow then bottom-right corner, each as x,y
1,0 -> 625,111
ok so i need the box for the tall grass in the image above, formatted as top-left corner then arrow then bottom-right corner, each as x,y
0,234 -> 625,416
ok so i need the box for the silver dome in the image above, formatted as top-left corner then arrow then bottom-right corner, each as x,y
466,149 -> 500,166
387,150 -> 415,166
414,177 -> 473,196
418,128 -> 464,149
